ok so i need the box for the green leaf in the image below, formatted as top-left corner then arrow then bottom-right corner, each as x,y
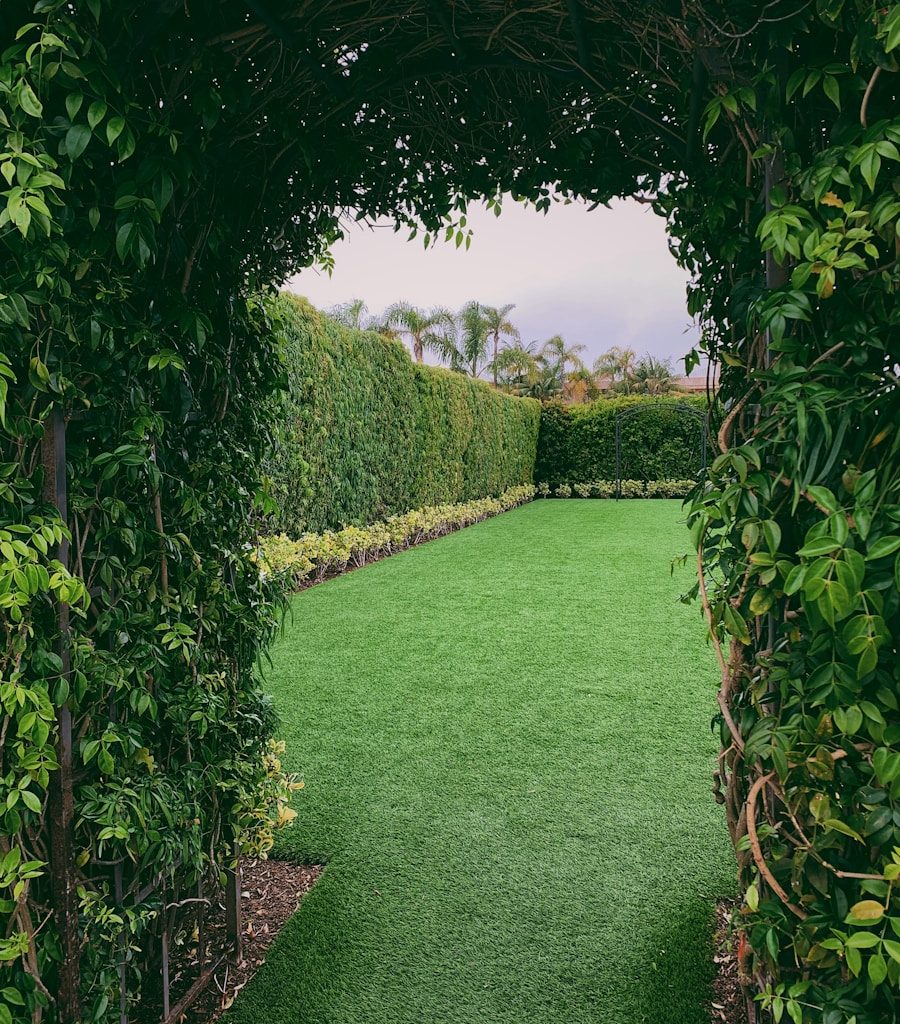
106,116 -> 125,145
833,704 -> 863,735
745,882 -> 759,911
798,537 -> 841,557
783,563 -> 806,595
762,520 -> 782,552
65,92 -> 83,120
873,747 -> 900,785
867,952 -> 887,985
860,148 -> 881,191
115,222 -> 137,261
749,588 -> 774,616
823,818 -> 863,842
845,943 -> 862,976
822,75 -> 841,109
867,536 -> 900,560
806,486 -> 837,513
65,124 -> 92,160
16,81 -> 42,117
87,99 -> 107,128
881,4 -> 900,51
20,790 -> 41,814
724,603 -> 750,644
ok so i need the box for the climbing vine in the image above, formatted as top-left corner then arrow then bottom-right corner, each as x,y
671,6 -> 900,1022
0,1 -> 897,1022
0,6 -> 300,1021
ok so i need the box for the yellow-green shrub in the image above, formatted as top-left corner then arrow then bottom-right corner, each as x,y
545,479 -> 696,499
258,485 -> 536,588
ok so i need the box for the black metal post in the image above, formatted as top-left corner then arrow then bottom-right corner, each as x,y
225,842 -> 243,963
615,417 -> 621,500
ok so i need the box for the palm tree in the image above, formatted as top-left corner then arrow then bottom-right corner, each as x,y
563,365 -> 600,404
630,355 -> 675,395
435,301 -> 492,377
481,303 -> 520,386
594,346 -> 637,390
493,342 -> 536,393
521,365 -> 563,400
328,298 -> 371,331
382,302 -> 456,363
493,340 -> 540,394
541,335 -> 586,391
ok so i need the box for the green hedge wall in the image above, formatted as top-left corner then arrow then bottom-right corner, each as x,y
269,295 -> 541,534
535,396 -> 710,487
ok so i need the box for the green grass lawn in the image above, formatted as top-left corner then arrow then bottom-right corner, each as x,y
228,499 -> 735,1024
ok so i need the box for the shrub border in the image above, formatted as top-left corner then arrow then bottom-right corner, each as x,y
536,479 -> 696,499
258,485 -> 536,590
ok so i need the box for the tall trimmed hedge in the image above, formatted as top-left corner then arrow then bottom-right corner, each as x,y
535,396 -> 710,487
269,295 -> 541,534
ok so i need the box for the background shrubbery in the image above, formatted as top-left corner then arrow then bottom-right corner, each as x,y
268,296 -> 541,534
539,479 -> 695,499
535,396 -> 709,487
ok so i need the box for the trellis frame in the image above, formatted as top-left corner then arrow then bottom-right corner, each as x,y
613,400 -> 710,500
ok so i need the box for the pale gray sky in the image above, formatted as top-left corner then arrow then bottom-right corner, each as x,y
288,197 -> 701,371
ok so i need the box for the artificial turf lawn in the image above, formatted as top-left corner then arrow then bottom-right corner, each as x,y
229,499 -> 735,1024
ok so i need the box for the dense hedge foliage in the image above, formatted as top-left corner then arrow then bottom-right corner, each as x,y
258,485 -> 535,588
268,295 -> 540,534
534,396 -> 709,488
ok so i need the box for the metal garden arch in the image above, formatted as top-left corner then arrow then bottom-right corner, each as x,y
614,400 -> 710,499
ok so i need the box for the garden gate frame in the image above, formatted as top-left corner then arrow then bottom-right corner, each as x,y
613,400 -> 709,499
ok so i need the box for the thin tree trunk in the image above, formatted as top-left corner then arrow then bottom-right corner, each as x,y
414,336 -> 423,362
492,330 -> 499,386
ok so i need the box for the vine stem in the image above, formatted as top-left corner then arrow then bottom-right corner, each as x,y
746,772 -> 808,919
860,66 -> 880,128
717,394 -> 747,453
696,542 -> 746,753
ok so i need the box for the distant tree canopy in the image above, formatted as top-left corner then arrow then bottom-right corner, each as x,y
1,3 -> 898,1023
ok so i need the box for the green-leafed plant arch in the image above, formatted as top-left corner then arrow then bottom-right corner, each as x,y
1,3 -> 898,1022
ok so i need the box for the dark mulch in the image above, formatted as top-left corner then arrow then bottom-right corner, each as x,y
146,868 -> 743,1023
142,859 -> 321,1024
710,900 -> 750,1024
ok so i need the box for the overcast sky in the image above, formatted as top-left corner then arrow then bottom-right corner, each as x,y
288,197 -> 701,371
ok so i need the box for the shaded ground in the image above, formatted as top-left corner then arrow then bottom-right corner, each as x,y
228,499 -> 735,1024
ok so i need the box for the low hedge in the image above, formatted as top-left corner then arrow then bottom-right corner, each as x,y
258,484 -> 536,588
535,396 -> 710,487
268,295 -> 541,534
538,479 -> 695,499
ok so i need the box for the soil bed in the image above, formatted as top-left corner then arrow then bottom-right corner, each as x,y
710,900 -> 749,1024
137,859 -> 320,1024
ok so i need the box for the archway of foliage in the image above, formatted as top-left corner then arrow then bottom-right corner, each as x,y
0,2 -> 898,1022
